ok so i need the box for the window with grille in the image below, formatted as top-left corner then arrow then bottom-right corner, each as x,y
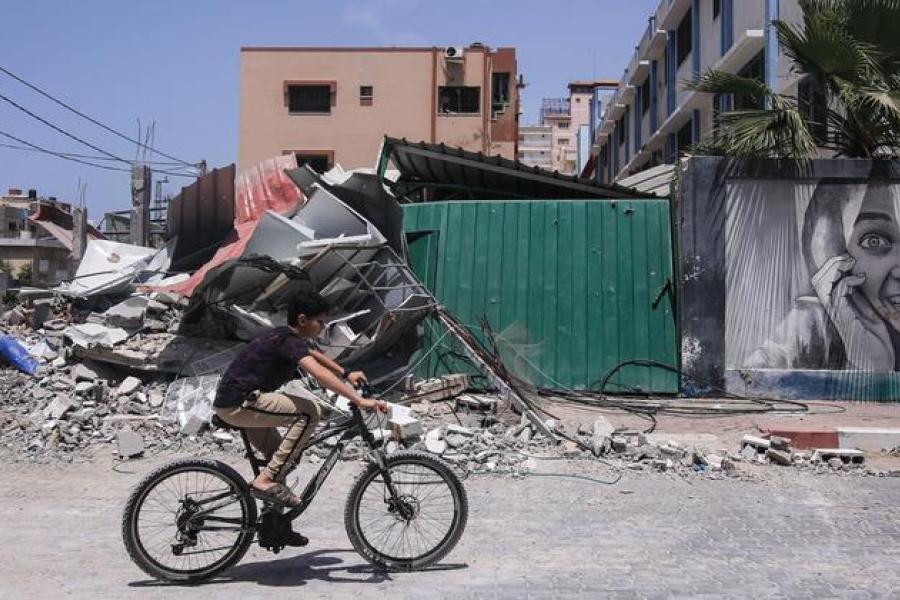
286,84 -> 332,113
438,86 -> 481,114
359,86 -> 373,107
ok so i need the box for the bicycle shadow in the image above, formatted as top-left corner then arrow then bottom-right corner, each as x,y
128,548 -> 468,588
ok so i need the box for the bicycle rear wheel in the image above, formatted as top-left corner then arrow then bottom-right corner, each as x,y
121,458 -> 257,582
345,450 -> 467,571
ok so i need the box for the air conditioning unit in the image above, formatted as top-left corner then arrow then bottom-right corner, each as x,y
444,46 -> 465,61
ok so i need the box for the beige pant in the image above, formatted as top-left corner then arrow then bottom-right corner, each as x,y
215,391 -> 321,481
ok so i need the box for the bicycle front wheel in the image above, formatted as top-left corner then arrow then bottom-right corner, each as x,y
121,458 -> 257,582
345,450 -> 468,571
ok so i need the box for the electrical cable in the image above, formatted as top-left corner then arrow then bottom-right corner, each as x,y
0,129 -> 197,178
0,64 -> 199,168
0,141 -> 195,166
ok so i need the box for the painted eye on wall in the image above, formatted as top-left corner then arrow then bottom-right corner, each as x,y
859,233 -> 892,253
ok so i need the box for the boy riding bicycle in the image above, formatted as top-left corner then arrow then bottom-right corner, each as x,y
213,291 -> 387,515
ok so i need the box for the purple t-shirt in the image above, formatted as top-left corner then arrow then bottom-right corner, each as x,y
214,326 -> 312,408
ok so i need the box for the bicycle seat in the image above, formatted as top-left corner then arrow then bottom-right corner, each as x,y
211,415 -> 240,431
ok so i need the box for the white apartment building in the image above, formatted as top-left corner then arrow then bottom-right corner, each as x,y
520,81 -> 613,174
591,0 -> 807,184
517,125 -> 553,169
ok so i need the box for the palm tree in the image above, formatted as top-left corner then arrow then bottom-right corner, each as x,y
686,0 -> 900,159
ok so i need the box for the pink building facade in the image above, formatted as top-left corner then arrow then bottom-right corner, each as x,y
239,45 -> 519,173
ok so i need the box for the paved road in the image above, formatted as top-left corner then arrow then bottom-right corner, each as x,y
2,449 -> 899,599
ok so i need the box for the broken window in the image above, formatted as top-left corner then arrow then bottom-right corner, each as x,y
360,85 -> 373,107
294,152 -> 332,173
676,7 -> 692,67
286,84 -> 333,114
491,72 -> 510,115
438,86 -> 480,114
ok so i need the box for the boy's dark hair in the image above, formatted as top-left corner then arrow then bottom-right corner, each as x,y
288,291 -> 329,325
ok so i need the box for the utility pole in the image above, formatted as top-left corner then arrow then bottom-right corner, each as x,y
130,163 -> 151,247
72,205 -> 87,263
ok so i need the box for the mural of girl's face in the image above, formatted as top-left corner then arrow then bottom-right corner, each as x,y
847,184 -> 900,332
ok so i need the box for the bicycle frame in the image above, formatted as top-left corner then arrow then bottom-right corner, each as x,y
235,404 -> 400,522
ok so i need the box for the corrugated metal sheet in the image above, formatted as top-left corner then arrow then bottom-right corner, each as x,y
404,199 -> 678,392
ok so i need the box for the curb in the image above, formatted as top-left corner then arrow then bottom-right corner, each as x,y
759,426 -> 900,452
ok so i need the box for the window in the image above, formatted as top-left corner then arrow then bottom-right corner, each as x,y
558,121 -> 570,129
734,51 -> 765,110
491,72 -> 510,114
38,259 -> 49,274
676,7 -> 693,66
713,0 -> 720,19
676,120 -> 693,155
286,84 -> 333,114
293,152 -> 333,173
798,76 -> 828,144
641,77 -> 651,115
558,138 -> 570,146
617,116 -> 626,144
359,85 -> 373,107
438,86 -> 480,114
8,222 -> 16,232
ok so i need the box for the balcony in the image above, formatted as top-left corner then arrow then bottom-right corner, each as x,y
656,0 -> 691,31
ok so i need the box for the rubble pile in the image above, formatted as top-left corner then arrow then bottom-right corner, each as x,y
0,295 -> 242,463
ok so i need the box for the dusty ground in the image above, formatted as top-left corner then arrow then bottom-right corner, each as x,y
2,444 -> 899,599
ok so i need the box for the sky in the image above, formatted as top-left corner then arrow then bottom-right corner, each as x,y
0,0 -> 658,217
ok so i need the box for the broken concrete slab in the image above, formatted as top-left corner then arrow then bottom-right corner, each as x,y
408,374 -> 469,404
103,296 -> 149,329
44,397 -> 74,419
64,323 -> 129,349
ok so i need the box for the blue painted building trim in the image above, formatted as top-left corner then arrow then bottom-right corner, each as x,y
650,60 -> 659,133
634,85 -> 642,152
666,31 -> 677,116
721,0 -> 733,54
691,0 -> 701,78
764,0 -> 780,108
624,106 -> 631,165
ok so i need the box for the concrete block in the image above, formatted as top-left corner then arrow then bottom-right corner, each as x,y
74,381 -> 94,394
812,448 -> 866,465
73,363 -> 99,382
116,429 -> 144,458
116,376 -> 142,396
742,434 -> 771,450
769,436 -> 791,451
390,415 -> 423,441
446,424 -> 474,437
766,449 -> 793,466
592,416 -> 615,440
741,444 -> 759,462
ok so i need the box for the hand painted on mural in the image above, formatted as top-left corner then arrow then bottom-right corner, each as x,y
811,254 -> 894,371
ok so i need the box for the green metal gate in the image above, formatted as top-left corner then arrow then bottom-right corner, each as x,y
404,199 -> 678,393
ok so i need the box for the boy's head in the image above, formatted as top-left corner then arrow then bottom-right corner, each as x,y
288,291 -> 329,338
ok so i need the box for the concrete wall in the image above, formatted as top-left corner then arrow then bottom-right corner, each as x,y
679,157 -> 900,400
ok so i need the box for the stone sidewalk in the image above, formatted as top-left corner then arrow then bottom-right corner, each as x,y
2,448 -> 899,599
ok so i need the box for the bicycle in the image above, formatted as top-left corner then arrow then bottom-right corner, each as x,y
121,386 -> 468,582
